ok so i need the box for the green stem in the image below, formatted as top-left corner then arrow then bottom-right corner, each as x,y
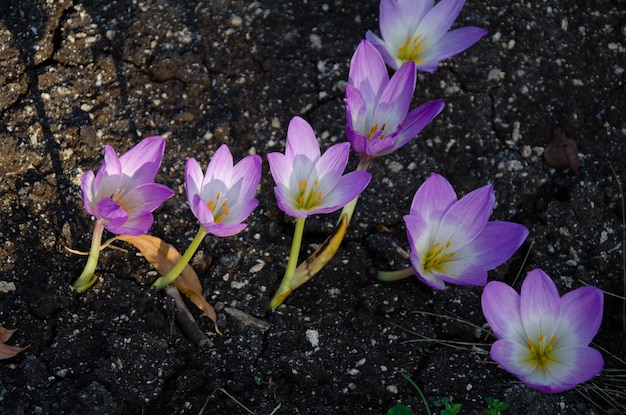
73,220 -> 105,292
152,226 -> 207,290
377,267 -> 414,282
402,374 -> 432,415
269,217 -> 306,309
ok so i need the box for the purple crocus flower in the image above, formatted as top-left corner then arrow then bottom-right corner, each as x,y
185,145 -> 261,237
482,269 -> 604,393
81,136 -> 174,235
345,40 -> 444,160
366,0 -> 488,72
404,173 -> 528,289
267,116 -> 371,218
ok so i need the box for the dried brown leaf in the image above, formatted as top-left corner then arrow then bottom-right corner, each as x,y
0,326 -> 28,360
116,234 -> 218,330
544,128 -> 580,174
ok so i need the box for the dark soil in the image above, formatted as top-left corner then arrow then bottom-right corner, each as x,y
1,0 -> 625,414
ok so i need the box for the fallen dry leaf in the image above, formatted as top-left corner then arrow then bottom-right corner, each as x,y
0,326 -> 29,360
116,234 -> 218,331
544,128 -> 580,174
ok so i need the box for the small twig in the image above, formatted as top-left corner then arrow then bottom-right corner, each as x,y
212,388 -> 255,414
512,238 -> 534,287
608,163 -> 626,331
164,286 -> 214,349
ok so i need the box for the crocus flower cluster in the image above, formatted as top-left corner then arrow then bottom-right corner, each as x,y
402,173 -> 528,289
268,116 -> 371,218
74,136 -> 174,291
153,145 -> 261,289
345,40 -> 444,163
482,269 -> 604,393
81,136 -> 174,236
366,0 -> 488,72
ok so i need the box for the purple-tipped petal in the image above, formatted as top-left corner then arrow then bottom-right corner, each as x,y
469,221 -> 528,270
490,338 -> 536,377
320,170 -> 371,211
437,262 -> 487,286
520,269 -> 561,340
394,99 -> 445,150
558,286 -> 604,346
349,40 -> 389,102
438,184 -> 494,243
119,136 -> 165,188
108,211 -> 155,236
185,157 -> 205,208
417,0 -> 465,45
482,281 -> 526,342
409,173 -> 457,221
203,145 -> 234,186
420,27 -> 488,67
123,183 -> 175,213
97,197 -> 128,228
375,61 -> 417,132
286,116 -> 321,162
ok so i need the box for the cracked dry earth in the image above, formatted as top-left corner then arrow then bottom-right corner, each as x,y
0,0 -> 625,414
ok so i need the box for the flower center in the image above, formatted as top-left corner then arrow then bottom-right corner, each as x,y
422,241 -> 456,273
366,123 -> 387,140
207,192 -> 229,224
398,35 -> 425,63
527,333 -> 558,371
296,178 -> 323,210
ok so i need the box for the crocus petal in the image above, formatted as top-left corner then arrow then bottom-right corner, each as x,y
416,0 -> 464,46
393,99 -> 445,151
108,211 -> 155,236
374,61 -> 416,132
365,30 -> 401,70
419,27 -> 488,69
286,116 -> 321,162
205,222 -> 248,238
522,346 -> 604,394
97,197 -> 129,229
557,286 -> 604,346
184,157 -> 205,208
94,146 -> 122,198
490,338 -> 537,377
203,145 -> 234,187
122,183 -> 175,214
349,40 -> 389,102
469,221 -> 528,270
191,193 -> 216,229
231,154 -> 262,202
520,269 -> 561,341
315,170 -> 371,214
119,136 -> 165,189
436,263 -> 487,286
482,281 -> 526,343
410,250 -> 446,290
409,173 -> 457,221
437,184 -> 494,244
313,142 -> 350,189
81,170 -> 98,217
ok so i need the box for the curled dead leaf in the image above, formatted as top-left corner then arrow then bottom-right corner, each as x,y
0,326 -> 29,360
115,234 -> 219,332
544,128 -> 580,174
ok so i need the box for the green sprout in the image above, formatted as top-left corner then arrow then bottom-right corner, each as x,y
433,397 -> 462,415
482,397 -> 509,415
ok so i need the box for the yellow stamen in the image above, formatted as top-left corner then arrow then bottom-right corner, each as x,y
295,178 -> 323,210
422,240 -> 456,273
525,333 -> 559,372
207,191 -> 229,224
398,35 -> 425,64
